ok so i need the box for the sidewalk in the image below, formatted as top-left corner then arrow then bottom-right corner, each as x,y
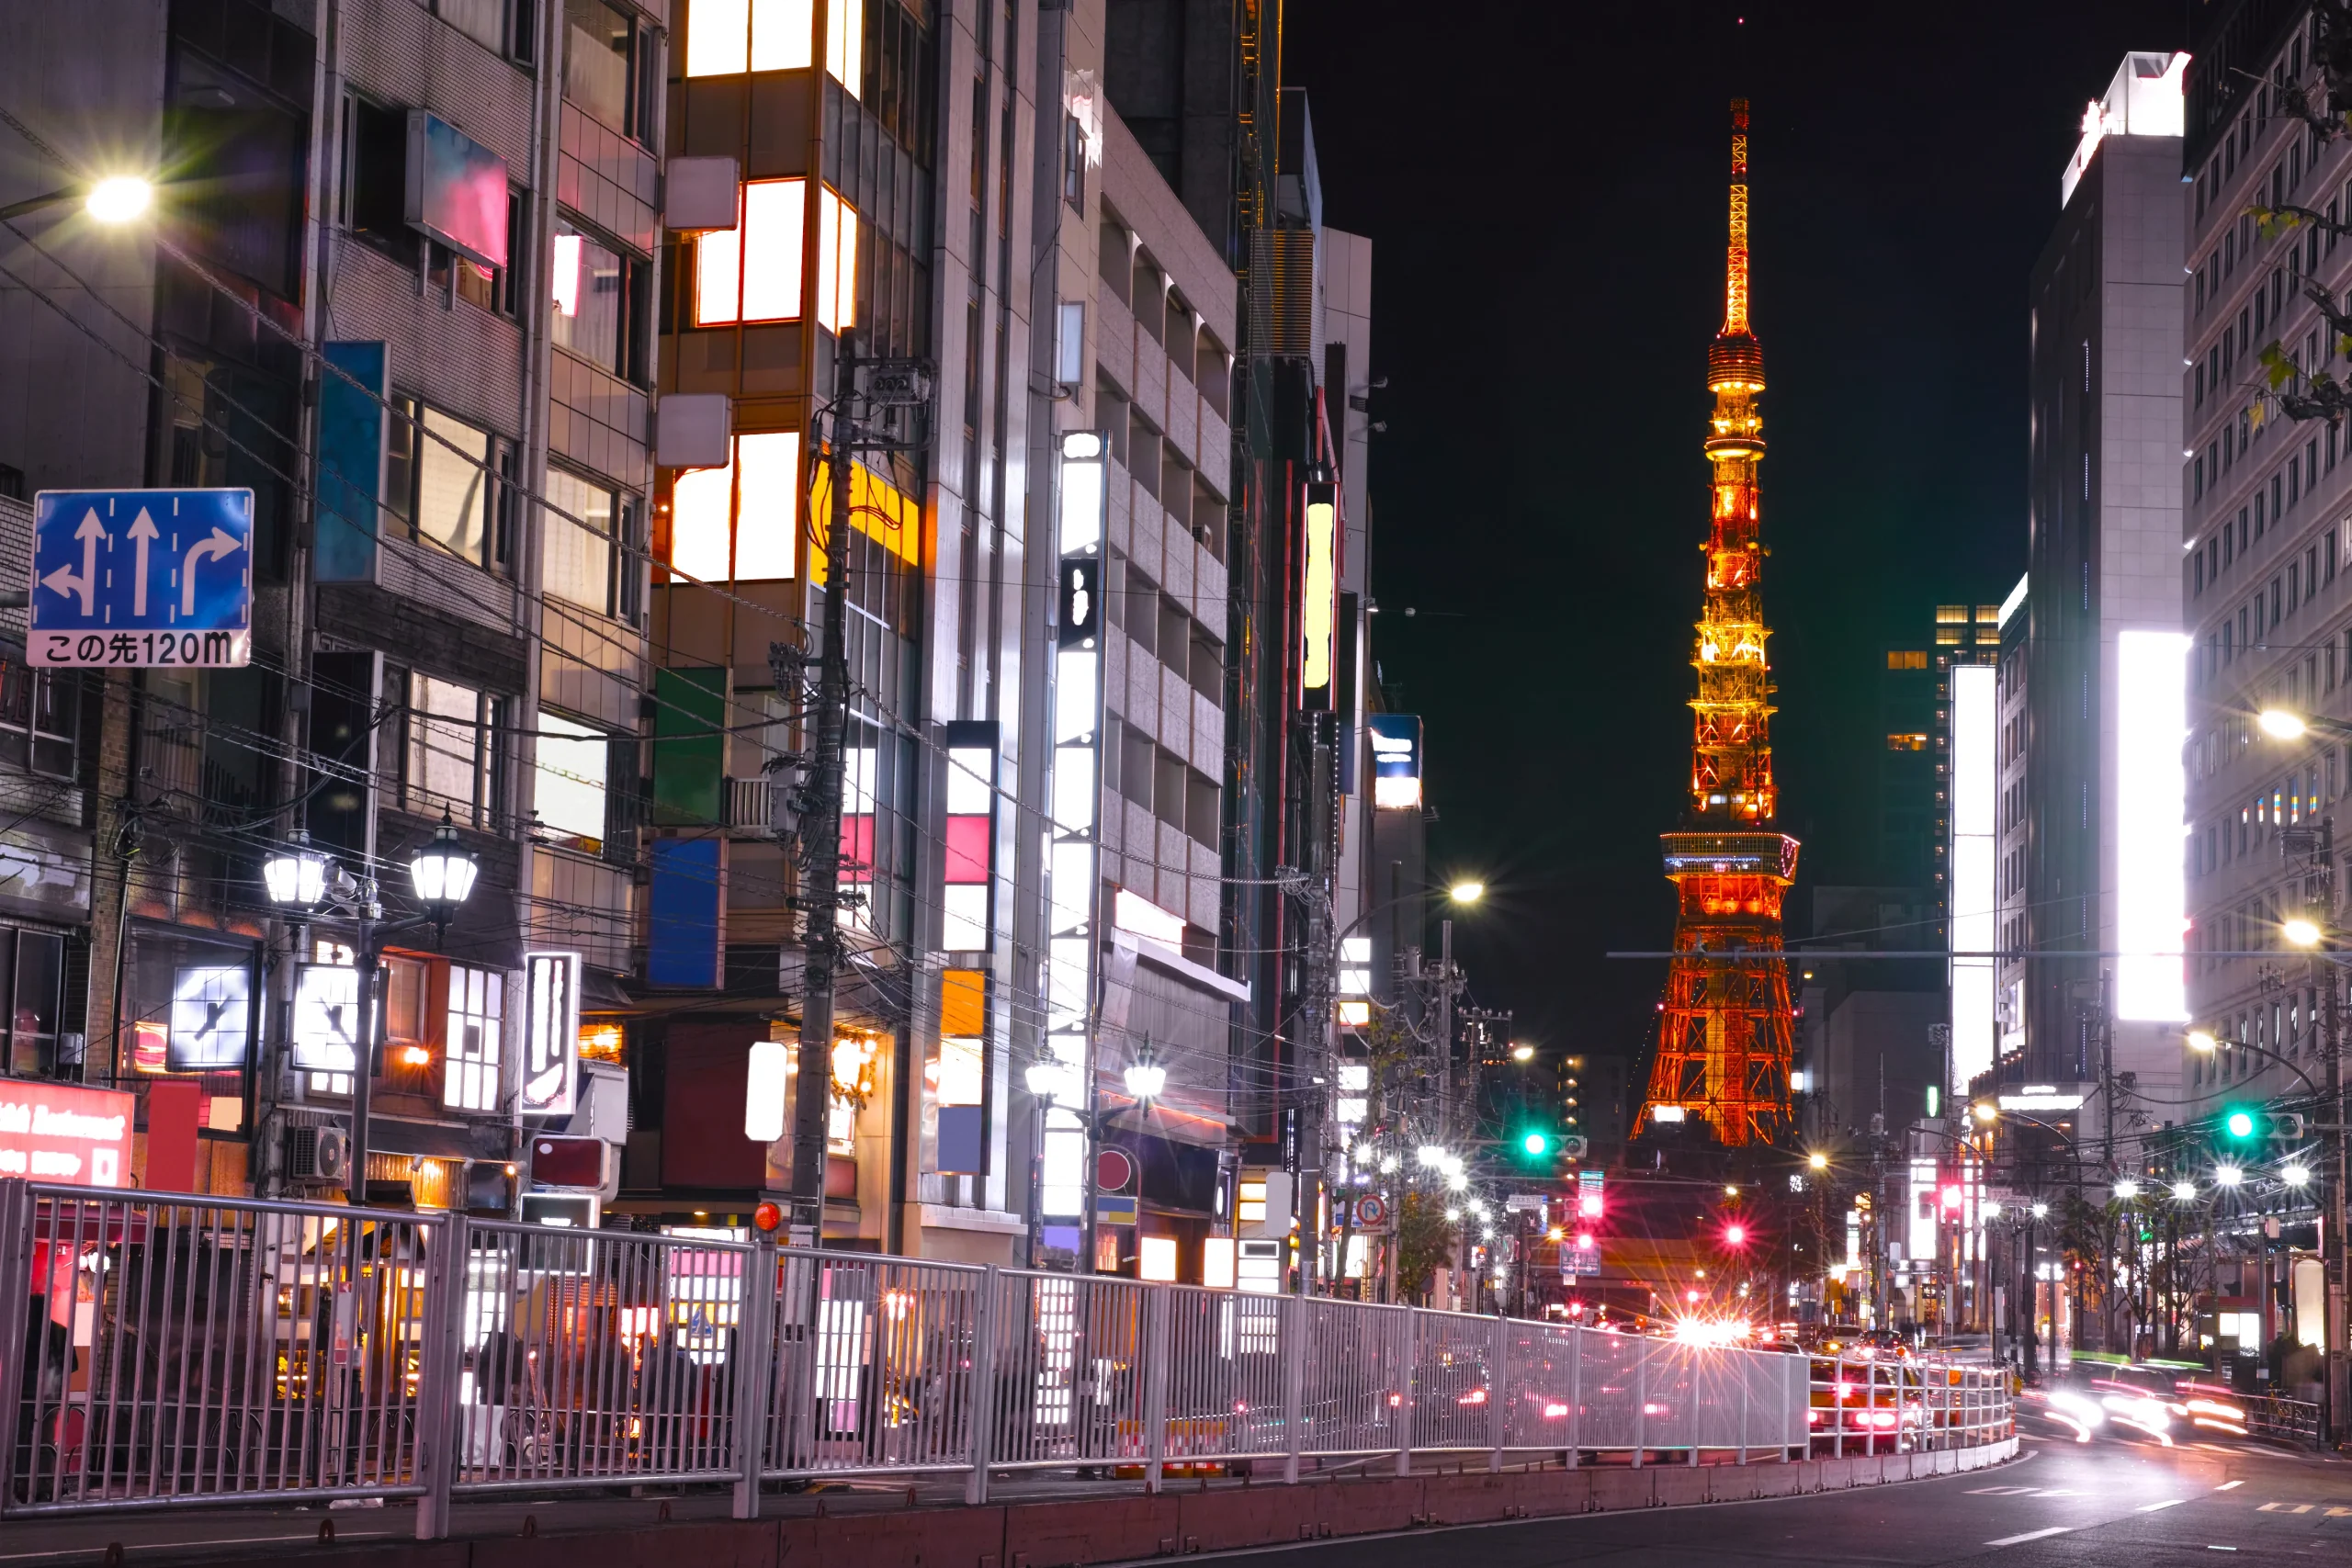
0,1439 -> 2019,1567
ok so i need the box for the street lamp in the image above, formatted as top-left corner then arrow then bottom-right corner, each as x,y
2114,1179 -> 2141,1201
2286,1163 -> 2313,1187
0,174 -> 154,224
2216,1164 -> 2245,1187
1808,1151 -> 1830,1171
2285,916 -> 2324,948
2170,1179 -> 2198,1201
2259,707 -> 2311,739
263,816 -> 479,1206
1448,881 -> 1484,904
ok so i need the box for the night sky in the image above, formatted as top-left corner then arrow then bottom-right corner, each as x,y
1286,2 -> 2183,1062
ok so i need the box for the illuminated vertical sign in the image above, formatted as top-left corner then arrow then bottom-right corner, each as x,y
1038,431 -> 1108,1222
1299,479 -> 1337,708
521,952 -> 582,1117
943,720 -> 998,951
1367,713 -> 1421,810
2115,629 -> 2189,1021
1949,661 -> 1996,1094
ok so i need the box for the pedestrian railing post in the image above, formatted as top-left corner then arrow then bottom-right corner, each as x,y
1737,1345 -> 1750,1464
1566,1324 -> 1582,1467
1282,1294 -> 1305,1484
1143,1285 -> 1171,1492
1488,1314 -> 1506,1472
1633,1335 -> 1647,1468
1832,1355 -> 1845,1459
965,1266 -> 1000,1506
1393,1305 -> 1416,1477
412,1213 -> 469,1541
731,1232 -> 777,1519
0,1179 -> 33,1516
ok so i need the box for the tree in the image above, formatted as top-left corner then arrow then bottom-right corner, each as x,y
1394,1190 -> 1456,1303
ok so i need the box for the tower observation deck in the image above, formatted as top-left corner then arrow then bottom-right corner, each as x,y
1637,100 -> 1799,1149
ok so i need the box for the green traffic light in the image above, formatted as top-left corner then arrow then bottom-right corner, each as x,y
2224,1109 -> 2256,1140
1521,1131 -> 1549,1157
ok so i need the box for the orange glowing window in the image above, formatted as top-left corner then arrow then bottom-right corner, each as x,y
695,179 -> 805,327
1887,733 -> 1928,751
670,432 -> 803,582
815,186 -> 858,333
684,0 -> 814,74
1886,650 -> 1929,671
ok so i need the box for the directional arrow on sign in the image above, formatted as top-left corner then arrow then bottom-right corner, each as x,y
181,526 -> 244,615
40,509 -> 106,616
125,508 -> 158,616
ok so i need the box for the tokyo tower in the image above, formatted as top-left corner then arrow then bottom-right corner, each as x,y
1636,100 -> 1798,1149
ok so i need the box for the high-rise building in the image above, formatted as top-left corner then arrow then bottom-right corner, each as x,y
1637,102 -> 1798,1150
2182,12 -> 2352,1126
1993,575 -> 2029,1073
2018,51 -> 2188,1115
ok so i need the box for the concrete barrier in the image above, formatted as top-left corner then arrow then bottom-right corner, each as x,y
1587,1468 -> 1655,1511
823,1506 -> 1008,1568
1651,1467 -> 1711,1507
1419,1466 -> 1588,1525
1176,1481 -> 1325,1552
478,1521 -> 779,1568
1004,1494 -> 1182,1566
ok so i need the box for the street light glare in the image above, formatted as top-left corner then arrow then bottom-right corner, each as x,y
1448,880 -> 1485,904
1971,1101 -> 1997,1123
2284,1164 -> 2312,1187
2030,1201 -> 2048,1219
2215,1165 -> 2244,1187
2171,1179 -> 2198,1201
1510,1043 -> 1535,1062
2186,1029 -> 2217,1053
85,176 -> 153,223
2283,916 -> 2324,948
2258,707 -> 2310,739
2113,1179 -> 2140,1201
1807,1151 -> 1829,1171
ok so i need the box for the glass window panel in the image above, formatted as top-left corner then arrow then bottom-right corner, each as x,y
936,1032 -> 983,1105
563,0 -> 634,130
733,430 -> 801,579
444,962 -> 503,1112
536,712 -> 609,851
684,0 -> 749,73
542,467 -> 616,612
825,0 -> 861,96
410,674 -> 485,820
550,225 -> 626,371
695,179 -> 804,327
752,0 -> 815,68
670,454 -> 736,581
439,0 -> 504,51
417,407 -> 492,563
816,186 -> 856,333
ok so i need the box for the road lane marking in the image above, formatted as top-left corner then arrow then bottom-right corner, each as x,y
1986,1528 -> 2075,1547
2216,1481 -> 2245,1491
2291,1505 -> 2314,1514
2259,1504 -> 2282,1512
1968,1485 -> 2038,1495
2207,1546 -> 2238,1552
2328,1507 -> 2352,1517
2138,1500 -> 2186,1512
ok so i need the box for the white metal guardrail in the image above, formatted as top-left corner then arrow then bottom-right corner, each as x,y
0,1181 -> 2012,1538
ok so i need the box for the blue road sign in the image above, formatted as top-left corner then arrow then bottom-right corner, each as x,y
28,488 -> 254,668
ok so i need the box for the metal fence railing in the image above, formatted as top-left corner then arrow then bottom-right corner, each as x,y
1,1180 -> 2014,1538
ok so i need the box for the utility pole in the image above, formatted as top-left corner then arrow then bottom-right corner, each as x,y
786,342 -> 933,1243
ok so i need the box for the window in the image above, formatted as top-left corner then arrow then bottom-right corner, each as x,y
444,964 -> 504,1112
685,0 -> 813,73
543,467 -> 619,613
563,0 -> 655,141
826,0 -> 862,96
667,431 -> 802,581
816,185 -> 857,333
551,222 -> 642,379
695,178 -> 804,326
1888,732 -> 1928,751
387,399 -> 503,568
1886,649 -> 1929,671
1063,113 -> 1086,211
0,667 -> 77,780
535,712 -> 608,852
406,673 -> 497,825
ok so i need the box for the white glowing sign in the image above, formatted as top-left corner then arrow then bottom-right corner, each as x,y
2115,629 -> 2189,1021
521,951 -> 582,1117
1299,485 -> 1337,703
1039,430 -> 1108,1220
1950,662 -> 1996,1095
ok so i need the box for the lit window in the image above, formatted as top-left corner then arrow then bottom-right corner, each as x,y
684,0 -> 814,75
415,406 -> 494,565
668,430 -> 802,581
817,186 -> 857,333
1887,732 -> 1928,751
444,964 -> 504,1112
407,674 -> 492,824
535,713 -> 608,852
695,178 -> 806,326
542,467 -> 619,614
825,0 -> 861,96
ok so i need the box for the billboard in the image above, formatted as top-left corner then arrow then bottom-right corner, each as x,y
1367,714 -> 1422,810
1948,662 -> 1996,1092
2115,629 -> 2189,1021
0,1080 -> 132,1187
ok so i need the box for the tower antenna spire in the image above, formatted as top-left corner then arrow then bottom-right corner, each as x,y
1637,97 -> 1797,1152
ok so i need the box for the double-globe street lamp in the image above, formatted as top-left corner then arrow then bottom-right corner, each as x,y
2241,705 -> 2352,1439
263,817 -> 479,1206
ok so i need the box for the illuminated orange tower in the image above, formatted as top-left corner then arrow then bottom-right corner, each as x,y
1637,100 -> 1798,1148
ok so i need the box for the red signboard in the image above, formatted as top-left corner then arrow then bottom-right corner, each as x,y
0,1080 -> 134,1187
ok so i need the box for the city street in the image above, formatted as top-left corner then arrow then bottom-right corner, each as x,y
1189,1429 -> 2350,1568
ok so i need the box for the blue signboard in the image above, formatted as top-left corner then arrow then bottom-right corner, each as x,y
28,488 -> 254,668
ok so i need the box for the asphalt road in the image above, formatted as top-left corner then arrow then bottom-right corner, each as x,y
1208,1419 -> 2352,1568
1,1411 -> 2342,1565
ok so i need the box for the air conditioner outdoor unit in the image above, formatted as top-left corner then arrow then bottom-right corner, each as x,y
285,1124 -> 351,1185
